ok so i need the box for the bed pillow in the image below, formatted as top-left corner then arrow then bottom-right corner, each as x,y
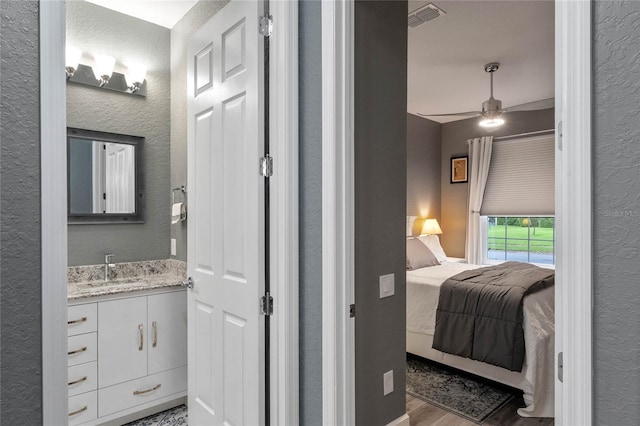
406,238 -> 440,270
418,234 -> 448,263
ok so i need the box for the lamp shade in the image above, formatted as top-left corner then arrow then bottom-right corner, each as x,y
66,46 -> 82,69
125,63 -> 147,86
94,54 -> 115,78
422,218 -> 442,235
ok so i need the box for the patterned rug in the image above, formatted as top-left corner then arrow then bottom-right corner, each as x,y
124,404 -> 187,426
406,355 -> 515,424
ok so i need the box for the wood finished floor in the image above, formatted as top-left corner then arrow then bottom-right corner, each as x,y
407,393 -> 554,426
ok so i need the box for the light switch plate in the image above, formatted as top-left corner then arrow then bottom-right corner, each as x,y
383,370 -> 394,396
379,273 -> 395,298
171,238 -> 177,256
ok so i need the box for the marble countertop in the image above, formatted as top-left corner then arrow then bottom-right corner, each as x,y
68,259 -> 186,301
68,274 -> 185,301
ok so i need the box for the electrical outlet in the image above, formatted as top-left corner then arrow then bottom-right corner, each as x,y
379,273 -> 395,298
171,238 -> 177,256
383,370 -> 394,396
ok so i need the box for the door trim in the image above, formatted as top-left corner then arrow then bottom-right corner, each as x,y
41,1 -> 69,425
554,1 -> 592,424
269,0 -> 300,423
321,0 -> 355,425
321,1 -> 593,425
41,1 -> 299,424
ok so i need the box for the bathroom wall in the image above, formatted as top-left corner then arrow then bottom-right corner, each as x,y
170,0 -> 229,261
66,1 -> 171,266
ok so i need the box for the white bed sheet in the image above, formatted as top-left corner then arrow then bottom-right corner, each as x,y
406,262 -> 555,418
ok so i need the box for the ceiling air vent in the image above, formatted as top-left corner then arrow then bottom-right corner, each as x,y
408,3 -> 446,28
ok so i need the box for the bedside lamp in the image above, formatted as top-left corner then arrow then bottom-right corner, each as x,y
421,218 -> 442,235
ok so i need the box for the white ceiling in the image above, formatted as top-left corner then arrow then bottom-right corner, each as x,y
84,0 -> 198,29
407,0 -> 554,123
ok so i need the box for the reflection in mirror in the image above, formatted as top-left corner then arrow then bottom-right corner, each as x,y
68,128 -> 144,224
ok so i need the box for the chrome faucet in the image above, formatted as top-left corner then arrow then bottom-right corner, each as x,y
104,253 -> 116,282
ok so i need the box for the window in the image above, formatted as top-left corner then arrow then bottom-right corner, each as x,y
485,216 -> 555,265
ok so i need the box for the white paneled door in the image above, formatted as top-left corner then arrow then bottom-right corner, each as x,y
187,0 -> 265,425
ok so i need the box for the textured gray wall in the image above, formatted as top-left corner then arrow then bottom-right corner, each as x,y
0,0 -> 43,423
407,114 -> 442,223
593,2 -> 640,424
170,0 -> 229,262
299,0 -> 324,423
354,2 -> 407,425
66,2 -> 171,266
440,108 -> 555,257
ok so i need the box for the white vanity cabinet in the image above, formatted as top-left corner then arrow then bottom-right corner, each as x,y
68,289 -> 186,425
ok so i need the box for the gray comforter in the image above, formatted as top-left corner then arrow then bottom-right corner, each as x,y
432,261 -> 554,372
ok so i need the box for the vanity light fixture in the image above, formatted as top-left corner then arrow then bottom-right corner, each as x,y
94,54 -> 116,87
125,64 -> 147,93
65,46 -> 82,79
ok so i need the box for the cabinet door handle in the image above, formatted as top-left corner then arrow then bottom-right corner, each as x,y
68,376 -> 88,386
68,405 -> 88,417
133,383 -> 161,395
67,317 -> 87,325
68,346 -> 87,356
152,321 -> 158,348
138,324 -> 144,351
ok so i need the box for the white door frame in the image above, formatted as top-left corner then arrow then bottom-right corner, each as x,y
40,1 -> 299,425
321,1 -> 593,425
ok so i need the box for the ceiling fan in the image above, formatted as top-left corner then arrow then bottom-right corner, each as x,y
418,63 -> 554,128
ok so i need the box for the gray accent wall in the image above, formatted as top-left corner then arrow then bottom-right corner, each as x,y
407,114 -> 442,224
299,0 -> 324,423
66,1 -> 171,266
593,2 -> 640,424
440,108 -> 555,257
354,2 -> 407,425
170,0 -> 229,262
0,0 -> 42,423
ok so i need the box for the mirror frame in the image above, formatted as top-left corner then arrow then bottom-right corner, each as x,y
67,127 -> 145,224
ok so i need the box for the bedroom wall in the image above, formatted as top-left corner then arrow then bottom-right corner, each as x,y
593,2 -> 640,424
439,108 -> 555,258
354,1 -> 408,425
66,1 -> 171,265
407,113 -> 442,226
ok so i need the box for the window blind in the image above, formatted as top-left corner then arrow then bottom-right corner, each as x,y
480,134 -> 555,215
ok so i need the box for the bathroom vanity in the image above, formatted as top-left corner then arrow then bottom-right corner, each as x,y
67,260 -> 187,426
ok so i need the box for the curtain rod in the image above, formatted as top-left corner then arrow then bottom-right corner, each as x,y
466,129 -> 555,144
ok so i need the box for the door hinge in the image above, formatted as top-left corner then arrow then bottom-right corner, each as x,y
349,304 -> 356,318
259,156 -> 273,178
259,15 -> 273,38
557,120 -> 563,151
260,292 -> 273,316
557,351 -> 563,383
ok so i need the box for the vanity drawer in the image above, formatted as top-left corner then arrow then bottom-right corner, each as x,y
68,303 -> 97,336
68,333 -> 97,367
68,361 -> 97,397
98,366 -> 187,417
68,390 -> 97,426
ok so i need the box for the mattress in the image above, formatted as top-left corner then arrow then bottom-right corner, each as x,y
406,262 -> 555,418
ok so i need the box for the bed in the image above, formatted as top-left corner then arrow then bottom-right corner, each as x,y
405,217 -> 555,418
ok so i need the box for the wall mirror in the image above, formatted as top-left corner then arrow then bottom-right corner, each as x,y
68,127 -> 145,224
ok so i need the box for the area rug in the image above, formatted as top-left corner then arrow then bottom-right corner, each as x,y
406,355 -> 515,424
124,404 -> 187,426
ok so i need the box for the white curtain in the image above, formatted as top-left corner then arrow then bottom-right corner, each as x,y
465,136 -> 493,264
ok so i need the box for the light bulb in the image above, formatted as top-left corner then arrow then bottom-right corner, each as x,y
94,54 -> 115,86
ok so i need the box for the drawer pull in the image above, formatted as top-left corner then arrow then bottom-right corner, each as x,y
138,324 -> 144,351
68,405 -> 88,417
152,321 -> 158,348
68,376 -> 88,386
133,383 -> 161,395
68,346 -> 87,356
67,317 -> 87,325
